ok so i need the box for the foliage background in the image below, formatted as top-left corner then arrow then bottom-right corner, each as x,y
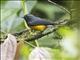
0,0 -> 80,60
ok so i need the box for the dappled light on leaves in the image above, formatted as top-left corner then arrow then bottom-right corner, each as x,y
59,27 -> 78,57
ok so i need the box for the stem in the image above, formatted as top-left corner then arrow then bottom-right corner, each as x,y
35,40 -> 39,47
21,0 -> 30,30
24,41 -> 36,48
48,0 -> 71,15
21,0 -> 39,46
21,0 -> 28,15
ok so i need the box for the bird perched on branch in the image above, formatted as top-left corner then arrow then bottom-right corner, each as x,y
23,14 -> 67,31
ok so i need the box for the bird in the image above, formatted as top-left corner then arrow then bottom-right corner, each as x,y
23,14 -> 66,31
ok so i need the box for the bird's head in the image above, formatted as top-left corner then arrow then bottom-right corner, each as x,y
23,14 -> 37,22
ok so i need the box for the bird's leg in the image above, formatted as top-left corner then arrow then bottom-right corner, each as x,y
37,30 -> 44,35
29,30 -> 38,36
28,29 -> 34,35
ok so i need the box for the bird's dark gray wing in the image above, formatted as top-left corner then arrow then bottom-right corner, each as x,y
29,19 -> 54,26
24,14 -> 54,26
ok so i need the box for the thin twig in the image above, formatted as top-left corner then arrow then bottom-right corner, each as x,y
48,0 -> 71,15
21,0 -> 31,30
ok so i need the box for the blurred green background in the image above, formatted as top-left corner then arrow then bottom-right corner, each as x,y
0,0 -> 80,60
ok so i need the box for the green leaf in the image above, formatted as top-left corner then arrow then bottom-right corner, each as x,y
1,1 -> 37,34
32,2 -> 70,21
1,1 -> 25,33
26,0 -> 37,13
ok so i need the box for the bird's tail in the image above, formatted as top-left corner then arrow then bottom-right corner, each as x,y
52,19 -> 68,25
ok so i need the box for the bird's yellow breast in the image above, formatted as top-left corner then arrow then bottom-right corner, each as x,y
31,25 -> 47,31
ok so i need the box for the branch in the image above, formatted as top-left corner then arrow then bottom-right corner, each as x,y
13,19 -> 68,41
12,29 -> 29,36
0,19 -> 68,44
0,27 -> 58,43
26,27 -> 58,42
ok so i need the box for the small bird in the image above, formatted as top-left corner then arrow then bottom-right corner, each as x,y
23,14 -> 66,31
